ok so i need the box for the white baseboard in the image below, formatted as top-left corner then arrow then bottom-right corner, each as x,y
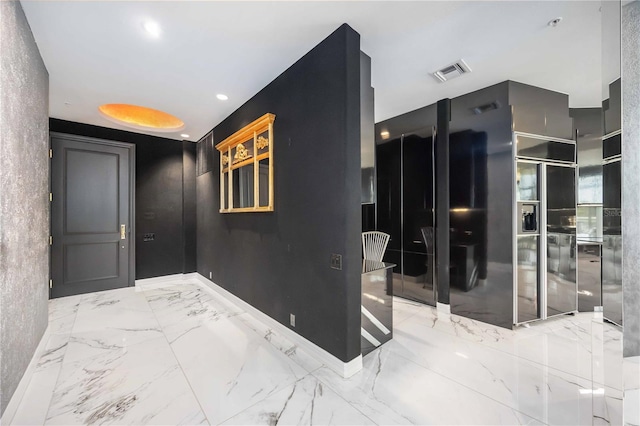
134,273 -> 187,289
1,325 -> 51,425
436,302 -> 451,314
192,273 -> 362,378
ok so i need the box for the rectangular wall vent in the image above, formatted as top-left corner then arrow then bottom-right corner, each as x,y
432,59 -> 472,83
196,131 -> 214,176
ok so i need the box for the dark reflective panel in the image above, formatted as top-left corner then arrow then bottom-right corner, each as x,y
546,165 -> 577,316
258,158 -> 269,207
603,133 -> 622,159
517,236 -> 540,323
376,136 -> 401,278
516,136 -> 576,163
376,106 -> 437,306
602,235 -> 622,324
361,262 -> 394,357
223,173 -> 229,210
402,129 -> 435,304
449,82 -> 513,329
232,166 -> 254,208
572,107 -> 603,205
577,243 -> 602,312
602,160 -> 622,325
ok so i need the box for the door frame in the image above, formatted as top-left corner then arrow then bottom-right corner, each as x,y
49,132 -> 136,297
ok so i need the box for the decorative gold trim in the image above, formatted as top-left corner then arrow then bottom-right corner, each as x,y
256,136 -> 269,150
230,157 -> 254,171
233,143 -> 252,163
220,206 -> 273,213
215,113 -> 275,213
215,113 -> 275,151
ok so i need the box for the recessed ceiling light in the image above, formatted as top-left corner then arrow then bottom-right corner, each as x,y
216,94 -> 229,101
181,134 -> 190,138
143,20 -> 161,38
548,17 -> 563,27
98,104 -> 184,132
380,130 -> 390,139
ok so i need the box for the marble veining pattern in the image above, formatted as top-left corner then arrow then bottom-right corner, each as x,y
7,277 -> 626,425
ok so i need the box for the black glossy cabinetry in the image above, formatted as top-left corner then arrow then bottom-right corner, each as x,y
375,80 -> 577,330
376,105 -> 436,306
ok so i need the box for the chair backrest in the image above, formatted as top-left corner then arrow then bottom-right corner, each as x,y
362,231 -> 390,262
420,227 -> 435,255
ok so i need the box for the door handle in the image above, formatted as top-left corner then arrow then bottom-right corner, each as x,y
120,224 -> 126,240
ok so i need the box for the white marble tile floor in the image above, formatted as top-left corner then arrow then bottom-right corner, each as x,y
7,278 -> 625,425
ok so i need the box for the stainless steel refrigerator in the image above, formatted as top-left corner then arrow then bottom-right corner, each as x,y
514,134 -> 578,324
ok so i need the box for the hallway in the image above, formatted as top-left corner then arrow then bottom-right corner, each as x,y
8,278 -> 623,425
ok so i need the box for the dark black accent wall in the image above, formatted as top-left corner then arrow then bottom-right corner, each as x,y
182,142 -> 197,273
196,24 -> 362,363
49,119 -> 196,279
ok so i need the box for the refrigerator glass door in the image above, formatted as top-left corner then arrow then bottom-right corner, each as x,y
546,165 -> 577,316
516,162 -> 541,323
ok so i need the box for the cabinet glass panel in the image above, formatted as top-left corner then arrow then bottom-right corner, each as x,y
546,165 -> 577,316
603,133 -> 621,160
223,173 -> 229,210
602,160 -> 621,324
258,158 -> 269,207
517,162 -> 538,201
516,136 -> 575,163
232,166 -> 254,208
517,235 -> 539,323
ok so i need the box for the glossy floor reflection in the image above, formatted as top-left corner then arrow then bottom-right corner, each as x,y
9,277 -> 624,425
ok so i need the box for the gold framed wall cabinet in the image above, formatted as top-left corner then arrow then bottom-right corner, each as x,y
215,113 -> 275,213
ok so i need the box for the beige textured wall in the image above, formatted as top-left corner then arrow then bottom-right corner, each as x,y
0,0 -> 50,415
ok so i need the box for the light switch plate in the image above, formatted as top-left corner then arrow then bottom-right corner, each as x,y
330,254 -> 342,270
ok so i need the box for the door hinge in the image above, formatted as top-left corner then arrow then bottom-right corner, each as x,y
49,236 -> 52,245
49,279 -> 52,289
49,149 -> 53,159
49,192 -> 52,202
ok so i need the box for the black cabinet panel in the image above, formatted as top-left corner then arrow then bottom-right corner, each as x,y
603,133 -> 621,159
376,139 -> 402,251
449,84 -> 514,329
375,111 -> 436,306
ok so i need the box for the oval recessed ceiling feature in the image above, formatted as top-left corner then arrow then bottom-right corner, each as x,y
216,94 -> 228,101
98,104 -> 184,132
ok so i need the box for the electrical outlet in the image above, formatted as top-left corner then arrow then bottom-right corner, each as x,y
330,253 -> 342,270
290,314 -> 296,327
209,272 -> 212,279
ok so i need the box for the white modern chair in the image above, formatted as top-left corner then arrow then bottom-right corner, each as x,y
362,231 -> 390,262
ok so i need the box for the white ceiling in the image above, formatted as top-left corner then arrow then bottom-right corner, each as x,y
20,1 -> 603,142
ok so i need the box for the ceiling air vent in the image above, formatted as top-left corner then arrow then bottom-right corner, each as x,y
432,59 -> 472,83
472,101 -> 501,115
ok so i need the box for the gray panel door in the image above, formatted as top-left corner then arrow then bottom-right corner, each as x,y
51,134 -> 134,298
